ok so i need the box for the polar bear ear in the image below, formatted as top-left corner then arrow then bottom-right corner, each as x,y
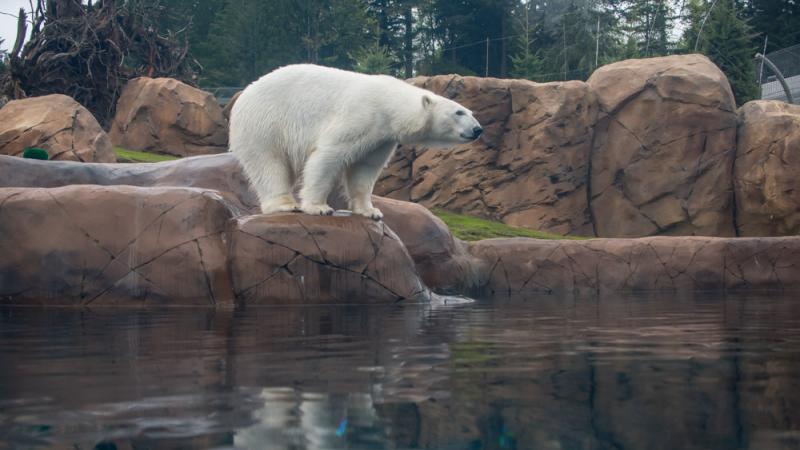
421,95 -> 433,109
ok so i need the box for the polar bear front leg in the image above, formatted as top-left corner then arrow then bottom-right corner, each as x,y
299,145 -> 345,216
346,143 -> 396,220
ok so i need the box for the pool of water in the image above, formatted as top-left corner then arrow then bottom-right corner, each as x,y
1,293 -> 799,449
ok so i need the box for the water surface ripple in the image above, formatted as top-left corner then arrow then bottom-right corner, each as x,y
1,293 -> 799,449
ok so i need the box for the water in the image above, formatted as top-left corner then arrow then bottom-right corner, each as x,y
1,293 -> 799,450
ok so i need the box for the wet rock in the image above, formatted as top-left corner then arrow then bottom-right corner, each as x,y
375,75 -> 598,236
0,185 -> 234,306
374,196 -> 479,293
0,94 -> 115,163
0,184 -> 427,306
469,236 -> 800,297
587,54 -> 738,237
735,100 -> 800,236
230,213 -> 426,304
109,77 -> 228,157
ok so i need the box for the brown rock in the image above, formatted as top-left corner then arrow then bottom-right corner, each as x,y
0,183 -> 428,306
0,153 -> 258,215
735,100 -> 800,236
469,236 -> 800,297
229,213 -> 426,304
374,196 -> 479,293
0,185 -> 235,306
587,54 -> 738,237
109,77 -> 228,157
0,94 -> 115,163
222,91 -> 242,121
375,75 -> 598,236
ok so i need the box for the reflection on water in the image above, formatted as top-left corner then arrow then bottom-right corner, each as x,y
1,293 -> 799,449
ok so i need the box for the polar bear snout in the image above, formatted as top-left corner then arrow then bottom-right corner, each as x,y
460,125 -> 483,141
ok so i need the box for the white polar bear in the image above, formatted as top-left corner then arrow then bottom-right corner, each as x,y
229,64 -> 482,219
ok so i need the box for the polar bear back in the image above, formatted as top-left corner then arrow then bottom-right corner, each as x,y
230,64 -> 426,172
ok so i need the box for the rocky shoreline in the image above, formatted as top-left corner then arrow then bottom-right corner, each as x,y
1,153 -> 798,306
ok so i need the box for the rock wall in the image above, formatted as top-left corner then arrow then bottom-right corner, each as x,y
377,54 -> 799,239
376,75 -> 598,236
734,100 -> 800,236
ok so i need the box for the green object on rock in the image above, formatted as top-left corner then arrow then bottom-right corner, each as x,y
22,148 -> 49,160
433,209 -> 587,241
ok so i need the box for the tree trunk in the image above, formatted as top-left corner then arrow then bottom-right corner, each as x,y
403,6 -> 414,78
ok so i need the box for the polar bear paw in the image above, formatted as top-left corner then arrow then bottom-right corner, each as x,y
260,197 -> 301,214
301,203 -> 335,216
353,206 -> 384,221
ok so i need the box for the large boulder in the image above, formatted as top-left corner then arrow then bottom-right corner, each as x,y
109,77 -> 228,157
0,184 -> 428,306
0,186 -> 235,305
587,54 -> 738,237
735,101 -> 800,236
229,213 -> 426,304
375,75 -> 598,236
0,94 -> 115,163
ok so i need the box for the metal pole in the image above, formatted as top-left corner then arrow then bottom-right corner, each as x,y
595,15 -> 600,68
563,21 -> 567,79
758,35 -> 768,85
755,53 -> 795,104
485,37 -> 489,77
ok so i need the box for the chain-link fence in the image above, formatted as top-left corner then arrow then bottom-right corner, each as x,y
760,43 -> 800,103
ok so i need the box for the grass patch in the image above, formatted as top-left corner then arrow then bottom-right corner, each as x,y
433,209 -> 587,241
113,146 -> 180,163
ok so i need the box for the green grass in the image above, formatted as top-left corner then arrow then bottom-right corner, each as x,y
432,209 -> 587,241
113,146 -> 180,163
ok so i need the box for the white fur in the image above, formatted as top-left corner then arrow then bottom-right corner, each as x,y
229,64 -> 482,219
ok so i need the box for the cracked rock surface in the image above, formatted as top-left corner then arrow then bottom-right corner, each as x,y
587,54 -> 738,237
375,75 -> 598,236
0,181 -> 427,305
735,100 -> 800,236
469,236 -> 800,297
109,77 -> 228,157
0,94 -> 116,163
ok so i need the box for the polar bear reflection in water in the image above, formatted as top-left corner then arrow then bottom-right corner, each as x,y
229,64 -> 482,220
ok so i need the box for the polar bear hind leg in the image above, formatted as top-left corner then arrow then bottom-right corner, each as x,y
242,148 -> 300,214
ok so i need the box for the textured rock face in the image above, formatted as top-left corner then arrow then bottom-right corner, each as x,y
0,186 -> 234,305
109,77 -> 228,157
469,236 -> 800,297
0,94 -> 115,163
0,183 -> 427,306
375,75 -> 598,236
735,101 -> 800,236
230,214 -> 425,304
0,153 -> 259,215
373,196 -> 478,293
587,54 -> 738,237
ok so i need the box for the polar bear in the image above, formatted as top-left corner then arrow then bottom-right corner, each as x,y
229,64 -> 482,220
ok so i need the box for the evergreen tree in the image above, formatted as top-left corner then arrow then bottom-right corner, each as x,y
684,0 -> 759,104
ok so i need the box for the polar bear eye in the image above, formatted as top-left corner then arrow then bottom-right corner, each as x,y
455,110 -> 466,116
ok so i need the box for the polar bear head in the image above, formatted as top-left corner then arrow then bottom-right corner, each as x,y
418,94 -> 483,148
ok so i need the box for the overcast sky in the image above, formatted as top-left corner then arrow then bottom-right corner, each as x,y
0,0 -> 32,52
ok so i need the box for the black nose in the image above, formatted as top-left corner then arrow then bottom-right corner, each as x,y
472,126 -> 483,138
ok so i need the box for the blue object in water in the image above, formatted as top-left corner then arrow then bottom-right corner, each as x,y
335,418 -> 347,437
